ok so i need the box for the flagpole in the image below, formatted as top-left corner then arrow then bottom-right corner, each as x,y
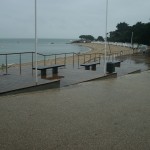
35,0 -> 38,84
104,0 -> 108,74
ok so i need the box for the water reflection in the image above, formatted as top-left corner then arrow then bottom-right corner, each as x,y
115,54 -> 150,75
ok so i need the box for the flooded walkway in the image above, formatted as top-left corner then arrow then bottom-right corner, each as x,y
0,54 -> 150,95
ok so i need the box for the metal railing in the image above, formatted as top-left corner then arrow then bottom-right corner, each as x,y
0,49 -> 133,75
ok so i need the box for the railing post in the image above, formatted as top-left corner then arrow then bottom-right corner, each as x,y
5,54 -> 8,74
64,53 -> 66,66
84,54 -> 85,64
19,53 -> 22,75
78,54 -> 79,69
73,52 -> 74,68
99,53 -> 101,64
94,53 -> 96,62
32,52 -> 33,75
44,56 -> 46,66
55,54 -> 56,64
90,54 -> 91,62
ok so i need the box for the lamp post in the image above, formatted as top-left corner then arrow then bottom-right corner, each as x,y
35,0 -> 38,84
104,0 -> 108,74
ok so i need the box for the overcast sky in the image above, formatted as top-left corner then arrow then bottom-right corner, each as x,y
0,0 -> 150,39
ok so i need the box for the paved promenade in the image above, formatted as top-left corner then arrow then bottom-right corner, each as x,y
0,70 -> 150,150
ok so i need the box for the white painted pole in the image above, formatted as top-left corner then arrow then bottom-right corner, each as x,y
35,0 -> 38,84
104,0 -> 108,74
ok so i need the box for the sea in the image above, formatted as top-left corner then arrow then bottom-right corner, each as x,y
0,38 -> 89,64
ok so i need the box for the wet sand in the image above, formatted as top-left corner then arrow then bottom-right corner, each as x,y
0,71 -> 150,149
77,42 -> 133,54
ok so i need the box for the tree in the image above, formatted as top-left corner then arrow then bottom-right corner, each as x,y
108,21 -> 150,45
116,22 -> 129,31
79,35 -> 95,41
97,36 -> 104,41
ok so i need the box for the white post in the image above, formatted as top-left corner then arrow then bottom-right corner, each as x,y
35,0 -> 38,84
104,0 -> 108,74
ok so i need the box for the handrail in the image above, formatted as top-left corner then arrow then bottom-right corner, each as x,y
0,51 -> 34,55
0,49 -> 133,75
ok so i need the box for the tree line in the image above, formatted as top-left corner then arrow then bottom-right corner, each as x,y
79,21 -> 150,45
79,35 -> 104,42
108,22 -> 150,45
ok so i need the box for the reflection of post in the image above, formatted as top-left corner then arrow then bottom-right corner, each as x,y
131,32 -> 134,52
2,64 -> 5,72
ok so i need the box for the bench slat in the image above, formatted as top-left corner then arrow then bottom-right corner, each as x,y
81,62 -> 100,67
33,64 -> 65,70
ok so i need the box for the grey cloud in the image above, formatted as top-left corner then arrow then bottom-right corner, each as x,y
0,0 -> 149,38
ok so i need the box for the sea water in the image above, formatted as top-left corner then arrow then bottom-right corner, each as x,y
0,38 -> 89,64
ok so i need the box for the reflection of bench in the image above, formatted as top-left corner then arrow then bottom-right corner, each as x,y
33,64 -> 65,78
81,62 -> 100,70
0,63 -> 15,69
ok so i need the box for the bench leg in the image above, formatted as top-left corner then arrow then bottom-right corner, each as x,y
52,67 -> 58,75
115,62 -> 120,67
91,64 -> 96,71
85,66 -> 90,70
41,69 -> 46,78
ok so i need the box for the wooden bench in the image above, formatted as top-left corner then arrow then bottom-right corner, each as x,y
112,61 -> 121,67
80,62 -> 100,71
106,61 -> 121,73
33,64 -> 65,78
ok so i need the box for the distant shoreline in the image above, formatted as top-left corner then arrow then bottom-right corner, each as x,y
0,42 -> 134,71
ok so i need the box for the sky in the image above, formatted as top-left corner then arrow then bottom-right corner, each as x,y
0,0 -> 150,39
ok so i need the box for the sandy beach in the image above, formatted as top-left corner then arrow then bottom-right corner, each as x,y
0,43 -> 133,70
0,70 -> 150,150
77,42 -> 133,54
37,43 -> 134,66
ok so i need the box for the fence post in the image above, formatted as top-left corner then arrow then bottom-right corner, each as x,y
19,53 -> 22,75
84,54 -> 85,64
90,54 -> 91,62
5,54 -> 8,74
94,53 -> 96,62
32,52 -> 33,75
78,54 -> 79,68
73,52 -> 74,68
55,54 -> 56,64
44,56 -> 46,66
64,53 -> 66,66
99,53 -> 101,64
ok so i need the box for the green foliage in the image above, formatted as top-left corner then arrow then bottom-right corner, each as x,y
116,22 -> 129,31
97,36 -> 104,41
108,22 -> 150,45
79,35 -> 95,41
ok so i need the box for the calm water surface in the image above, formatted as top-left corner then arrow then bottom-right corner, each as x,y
0,38 -> 89,64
